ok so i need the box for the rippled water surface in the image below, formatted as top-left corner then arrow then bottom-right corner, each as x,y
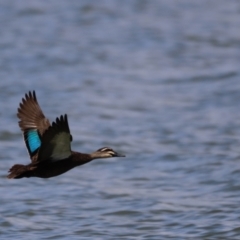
1,1 -> 240,239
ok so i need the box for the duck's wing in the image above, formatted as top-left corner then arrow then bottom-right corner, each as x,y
37,114 -> 72,162
17,91 -> 50,161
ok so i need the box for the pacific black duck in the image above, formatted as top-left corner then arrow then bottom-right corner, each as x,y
8,91 -> 125,179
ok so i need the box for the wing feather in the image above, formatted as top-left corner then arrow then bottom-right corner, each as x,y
37,114 -> 72,162
17,91 -> 50,161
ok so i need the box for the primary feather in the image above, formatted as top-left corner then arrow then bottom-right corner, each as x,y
37,115 -> 72,162
17,91 -> 50,161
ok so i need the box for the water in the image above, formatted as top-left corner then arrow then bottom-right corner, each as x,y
0,0 -> 240,239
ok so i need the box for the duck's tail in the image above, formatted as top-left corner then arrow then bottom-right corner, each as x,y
7,164 -> 31,179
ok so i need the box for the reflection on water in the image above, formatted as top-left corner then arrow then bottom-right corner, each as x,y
0,0 -> 240,239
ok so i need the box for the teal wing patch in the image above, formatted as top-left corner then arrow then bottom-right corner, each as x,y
25,129 -> 41,154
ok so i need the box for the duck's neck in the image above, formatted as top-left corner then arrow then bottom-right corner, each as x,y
71,151 -> 93,166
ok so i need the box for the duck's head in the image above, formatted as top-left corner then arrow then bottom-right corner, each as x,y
91,147 -> 125,159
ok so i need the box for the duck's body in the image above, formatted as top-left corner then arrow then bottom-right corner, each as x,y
8,152 -> 91,178
8,91 -> 124,179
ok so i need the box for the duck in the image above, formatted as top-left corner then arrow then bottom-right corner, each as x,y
8,91 -> 125,179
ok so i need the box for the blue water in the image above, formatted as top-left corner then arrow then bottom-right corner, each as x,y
0,1 -> 240,239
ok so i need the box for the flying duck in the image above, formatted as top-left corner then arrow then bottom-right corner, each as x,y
8,91 -> 125,179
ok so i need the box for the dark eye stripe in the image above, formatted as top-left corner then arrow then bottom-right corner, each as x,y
99,147 -> 112,152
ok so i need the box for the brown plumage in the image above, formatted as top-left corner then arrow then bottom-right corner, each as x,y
8,91 -> 125,179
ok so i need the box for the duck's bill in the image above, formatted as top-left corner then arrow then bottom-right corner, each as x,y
113,152 -> 125,157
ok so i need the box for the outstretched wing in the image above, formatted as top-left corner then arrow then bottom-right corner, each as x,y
17,91 -> 50,160
37,114 -> 72,162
